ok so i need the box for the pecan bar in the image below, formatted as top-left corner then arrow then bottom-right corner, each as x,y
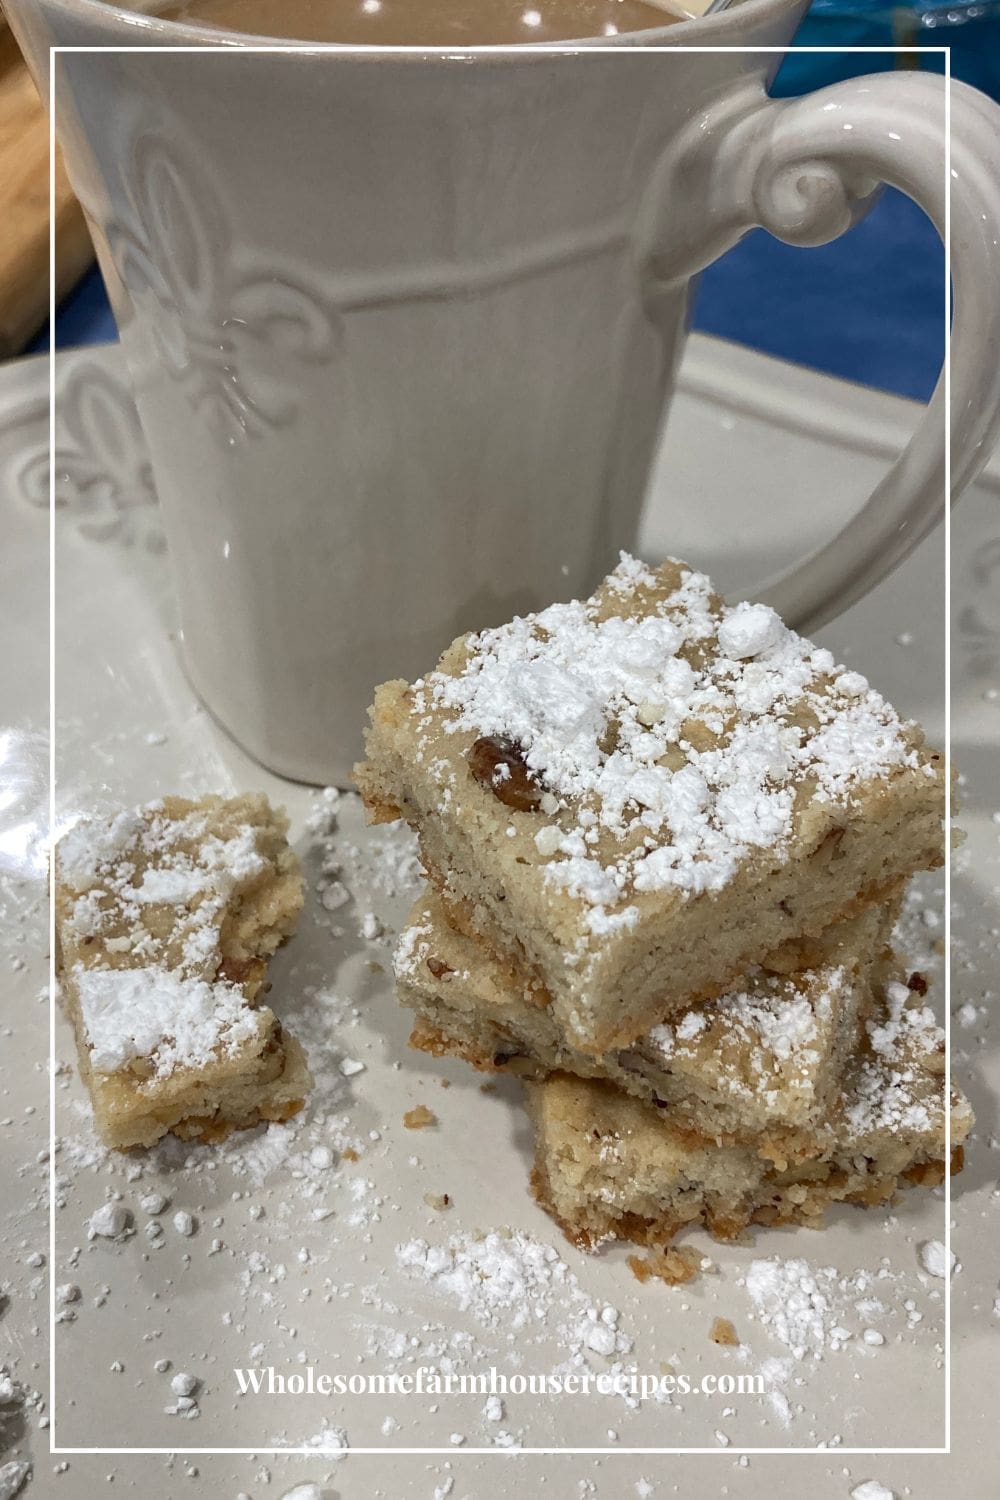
55,794 -> 312,1149
526,978 -> 970,1251
398,890 -> 895,1150
356,555 -> 945,1054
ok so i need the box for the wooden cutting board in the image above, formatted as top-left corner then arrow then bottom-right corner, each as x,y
0,12 -> 95,356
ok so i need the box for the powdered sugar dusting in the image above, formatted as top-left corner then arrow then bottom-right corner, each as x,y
842,974 -> 960,1142
644,968 -> 840,1085
420,554 -> 925,906
74,964 -> 261,1077
56,808 -> 145,891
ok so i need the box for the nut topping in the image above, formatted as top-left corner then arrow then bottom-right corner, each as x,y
467,736 -> 543,812
217,956 -> 263,988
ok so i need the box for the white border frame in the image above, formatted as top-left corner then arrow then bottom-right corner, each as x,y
48,35 -> 953,1458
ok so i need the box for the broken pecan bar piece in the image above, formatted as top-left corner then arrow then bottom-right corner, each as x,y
55,794 -> 311,1149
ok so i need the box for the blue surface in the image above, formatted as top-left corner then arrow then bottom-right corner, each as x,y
42,263 -> 116,352
693,187 -> 942,403
777,6 -> 1000,101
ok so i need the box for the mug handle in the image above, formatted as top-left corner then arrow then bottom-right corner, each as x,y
642,70 -> 1000,631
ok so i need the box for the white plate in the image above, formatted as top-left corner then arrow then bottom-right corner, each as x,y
2,336 -> 998,1496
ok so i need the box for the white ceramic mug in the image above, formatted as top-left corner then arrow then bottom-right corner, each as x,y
10,0 -> 1000,784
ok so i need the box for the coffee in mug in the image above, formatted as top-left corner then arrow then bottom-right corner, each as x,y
157,0 -> 690,44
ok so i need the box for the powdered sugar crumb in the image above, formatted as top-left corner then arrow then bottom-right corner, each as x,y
918,1240 -> 955,1279
742,1256 -> 902,1365
396,1229 -> 632,1366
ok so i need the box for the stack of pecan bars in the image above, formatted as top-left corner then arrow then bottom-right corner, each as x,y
356,556 -> 970,1253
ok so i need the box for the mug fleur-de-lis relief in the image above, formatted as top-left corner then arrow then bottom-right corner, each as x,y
103,133 -> 341,441
957,536 -> 1000,680
16,361 -> 162,550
